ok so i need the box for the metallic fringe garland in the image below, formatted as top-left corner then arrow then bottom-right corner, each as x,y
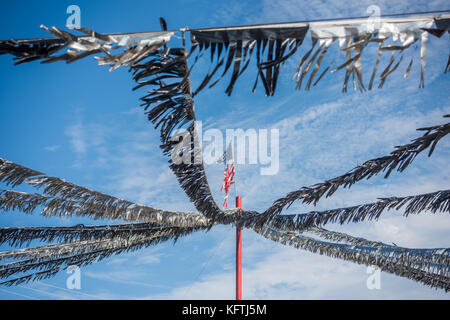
258,115 -> 450,221
264,189 -> 450,232
0,224 -> 206,286
0,223 -> 208,247
256,227 -> 449,291
190,25 -> 308,96
130,48 -> 236,224
0,25 -> 172,70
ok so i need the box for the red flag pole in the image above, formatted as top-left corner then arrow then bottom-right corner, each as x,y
236,195 -> 242,300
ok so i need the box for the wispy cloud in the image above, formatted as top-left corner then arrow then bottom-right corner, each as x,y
44,145 -> 60,152
64,110 -> 109,167
65,121 -> 87,155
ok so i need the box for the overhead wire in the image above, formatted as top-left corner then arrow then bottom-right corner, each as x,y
5,9 -> 450,43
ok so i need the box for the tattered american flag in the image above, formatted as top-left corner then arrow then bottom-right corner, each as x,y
219,141 -> 235,208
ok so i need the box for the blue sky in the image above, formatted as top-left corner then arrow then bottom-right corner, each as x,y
0,0 -> 449,299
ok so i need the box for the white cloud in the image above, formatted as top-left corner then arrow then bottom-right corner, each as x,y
65,122 -> 87,155
44,145 -> 60,152
64,111 -> 109,167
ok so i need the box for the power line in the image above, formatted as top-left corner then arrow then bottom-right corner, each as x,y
18,285 -> 78,300
183,229 -> 233,298
36,281 -> 107,300
0,287 -> 38,300
192,9 -> 450,31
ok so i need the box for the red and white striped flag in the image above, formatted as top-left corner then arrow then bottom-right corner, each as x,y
221,162 -> 235,208
219,141 -> 235,208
